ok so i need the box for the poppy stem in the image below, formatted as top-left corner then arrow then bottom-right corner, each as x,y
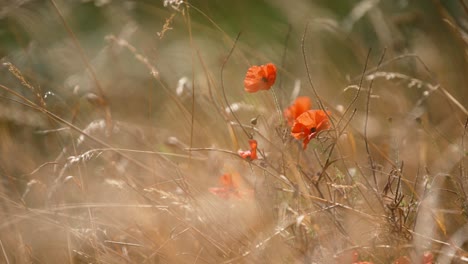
220,32 -> 252,140
269,88 -> 284,125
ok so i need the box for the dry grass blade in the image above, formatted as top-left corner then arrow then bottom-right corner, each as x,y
0,1 -> 467,263
0,239 -> 10,264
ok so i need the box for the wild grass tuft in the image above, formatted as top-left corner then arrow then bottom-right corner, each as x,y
0,1 -> 467,263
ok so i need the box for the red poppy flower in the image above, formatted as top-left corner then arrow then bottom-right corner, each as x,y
209,173 -> 253,200
422,251 -> 434,264
335,250 -> 359,263
209,173 -> 240,199
238,139 -> 258,160
335,250 -> 374,264
291,109 -> 331,149
393,252 -> 433,264
393,256 -> 411,264
284,96 -> 312,126
244,63 -> 277,93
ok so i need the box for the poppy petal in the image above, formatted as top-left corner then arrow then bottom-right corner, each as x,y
284,96 -> 312,125
209,173 -> 252,200
209,187 -> 230,199
238,139 -> 258,160
291,109 -> 331,149
244,63 -> 277,93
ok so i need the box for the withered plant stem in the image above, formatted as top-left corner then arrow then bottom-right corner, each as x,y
220,32 -> 252,140
460,117 -> 468,198
184,3 -> 196,164
269,88 -> 284,124
336,48 -> 372,130
301,22 -> 334,128
364,48 -> 386,189
0,239 -> 9,264
279,24 -> 292,91
48,0 -> 106,100
48,0 -> 113,134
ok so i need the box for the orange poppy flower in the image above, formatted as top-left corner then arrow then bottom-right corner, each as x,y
209,173 -> 240,199
284,96 -> 312,126
422,251 -> 434,264
393,256 -> 411,264
244,63 -> 277,93
291,109 -> 331,149
393,251 -> 433,264
334,250 -> 359,263
208,173 -> 253,200
238,139 -> 258,160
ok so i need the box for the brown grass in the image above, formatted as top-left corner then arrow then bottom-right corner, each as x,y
0,0 -> 467,263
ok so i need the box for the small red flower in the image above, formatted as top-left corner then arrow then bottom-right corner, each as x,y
209,173 -> 240,199
244,63 -> 277,93
209,173 -> 253,200
422,251 -> 434,264
393,256 -> 411,264
351,251 -> 359,263
335,250 -> 359,264
291,109 -> 331,149
284,96 -> 312,126
392,252 -> 433,264
238,139 -> 258,160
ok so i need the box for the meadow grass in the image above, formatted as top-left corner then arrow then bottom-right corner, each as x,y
0,0 -> 467,263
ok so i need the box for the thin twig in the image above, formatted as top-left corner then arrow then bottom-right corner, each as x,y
46,203 -> 168,211
185,2 -> 249,64
48,0 -> 112,130
220,32 -> 252,139
364,48 -> 386,188
351,53 -> 437,83
272,24 -> 292,125
269,88 -> 284,124
185,4 -> 196,164
408,230 -> 451,247
0,239 -> 9,264
104,240 -> 144,247
48,0 -> 106,99
185,147 -> 238,157
193,247 -> 204,264
460,117 -> 468,198
301,22 -> 334,127
439,87 -> 468,116
302,22 -> 340,186
336,48 -> 372,129
461,0 -> 468,15
21,162 -> 59,177
279,24 -> 292,91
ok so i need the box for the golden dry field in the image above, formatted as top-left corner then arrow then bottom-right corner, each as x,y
0,0 -> 467,263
